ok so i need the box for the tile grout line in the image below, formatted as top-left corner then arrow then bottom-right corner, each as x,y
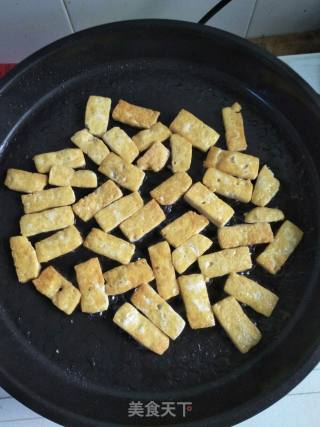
0,417 -> 42,423
245,0 -> 258,38
61,0 -> 75,33
288,391 -> 320,397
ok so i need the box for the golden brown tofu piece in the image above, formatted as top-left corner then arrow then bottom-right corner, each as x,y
224,273 -> 278,317
217,223 -> 274,249
244,207 -> 285,224
161,211 -> 209,248
112,99 -> 160,129
148,241 -> 179,300
131,284 -> 185,339
5,168 -> 47,193
104,259 -> 154,295
71,129 -> 109,165
102,127 -> 139,163
150,172 -> 192,205
33,149 -> 85,173
9,236 -> 40,283
170,134 -> 192,172
70,170 -> 97,188
257,220 -> 303,274
251,165 -> 280,207
136,142 -> 170,172
172,234 -> 212,274
21,186 -> 75,213
198,246 -> 252,279
222,102 -> 247,151
170,109 -> 219,152
74,258 -> 109,313
49,166 -> 97,188
85,95 -> 111,137
20,206 -> 74,237
113,303 -> 169,355
213,296 -> 262,353
132,122 -> 171,152
178,274 -> 215,329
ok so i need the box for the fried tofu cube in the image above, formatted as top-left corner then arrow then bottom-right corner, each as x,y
71,128 -> 109,165
33,149 -> 85,173
113,303 -> 169,355
70,170 -> 97,188
21,186 -> 75,213
5,168 -> 47,193
170,109 -> 219,152
257,220 -> 303,274
198,246 -> 252,279
244,207 -> 285,223
222,102 -> 247,151
203,167 -> 253,203
213,296 -> 262,353
85,95 -> 111,137
74,258 -> 109,313
224,273 -> 278,317
178,274 -> 215,329
20,206 -> 74,237
9,236 -> 40,283
84,228 -> 135,264
119,200 -> 165,242
72,180 -> 122,222
95,192 -> 143,233
102,127 -> 139,163
98,152 -> 145,192
184,182 -> 234,227
131,283 -> 185,339
170,134 -> 192,172
49,166 -> 97,188
204,147 -> 259,180
136,141 -> 169,172
217,223 -> 274,249
112,99 -> 160,129
150,172 -> 192,205
35,225 -> 83,263
148,241 -> 179,300
172,234 -> 212,274
161,211 -> 209,248
33,266 -> 81,315
132,122 -> 171,152
251,165 -> 280,207
104,259 -> 154,295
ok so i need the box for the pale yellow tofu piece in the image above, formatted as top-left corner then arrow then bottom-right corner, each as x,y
5,168 -> 47,193
170,134 -> 192,172
178,274 -> 215,329
218,223 -> 274,249
244,207 -> 285,223
213,296 -> 261,353
74,257 -> 109,313
113,302 -> 169,355
172,234 -> 212,274
131,283 -> 185,339
257,220 -> 303,274
35,225 -> 83,263
148,241 -> 179,300
70,170 -> 97,188
112,99 -> 160,129
203,167 -> 253,203
222,102 -> 247,151
9,236 -> 40,283
150,172 -> 192,205
251,165 -> 280,207
33,266 -> 81,315
72,180 -> 122,222
224,273 -> 278,317
102,127 -> 139,163
204,147 -> 259,180
71,128 -> 109,165
20,206 -> 74,237
119,200 -> 165,242
84,228 -> 135,264
170,109 -> 219,152
136,142 -> 169,172
132,122 -> 171,152
85,95 -> 111,137
184,182 -> 234,227
104,259 -> 154,295
198,246 -> 252,279
21,186 -> 75,213
98,152 -> 145,192
94,192 -> 143,232
161,211 -> 209,248
33,149 -> 85,173
49,166 -> 75,186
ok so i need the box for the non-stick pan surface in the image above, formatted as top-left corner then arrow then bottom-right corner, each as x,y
0,20 -> 320,427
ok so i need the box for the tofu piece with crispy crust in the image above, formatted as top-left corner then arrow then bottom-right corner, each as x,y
244,207 -> 284,223
102,127 -> 139,163
136,142 -> 169,172
112,99 -> 160,129
222,102 -> 247,151
71,129 -> 109,165
170,134 -> 192,172
133,122 -> 171,152
5,168 -> 47,193
217,223 -> 274,249
10,236 -> 40,283
150,172 -> 192,205
172,234 -> 212,274
33,149 -> 85,173
85,96 -> 111,137
21,186 -> 75,213
20,206 -> 74,237
49,166 -> 97,188
251,165 -> 280,207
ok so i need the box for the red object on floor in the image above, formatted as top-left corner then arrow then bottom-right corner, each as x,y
0,64 -> 16,78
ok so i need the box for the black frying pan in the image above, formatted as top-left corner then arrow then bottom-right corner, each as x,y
0,20 -> 320,427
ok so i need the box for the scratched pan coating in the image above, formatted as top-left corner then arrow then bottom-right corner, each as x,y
0,21 -> 320,427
